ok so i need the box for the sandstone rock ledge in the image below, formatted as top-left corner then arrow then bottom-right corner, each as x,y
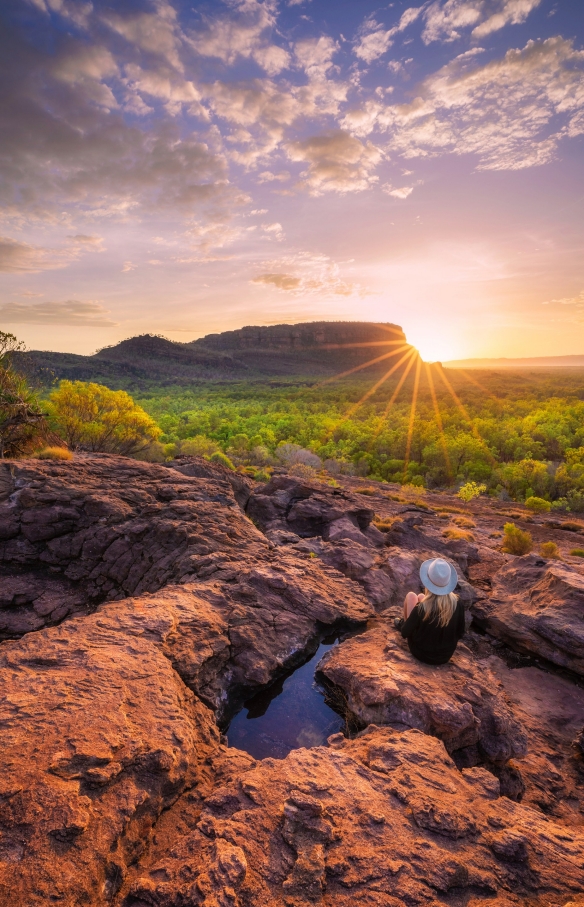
318,623 -> 528,768
125,726 -> 584,907
471,555 -> 584,676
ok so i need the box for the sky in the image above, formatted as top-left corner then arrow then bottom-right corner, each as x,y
0,0 -> 583,361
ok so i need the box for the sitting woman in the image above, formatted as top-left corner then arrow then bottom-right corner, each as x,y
396,557 -> 465,665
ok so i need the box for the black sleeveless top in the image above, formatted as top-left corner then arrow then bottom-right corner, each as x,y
400,600 -> 465,665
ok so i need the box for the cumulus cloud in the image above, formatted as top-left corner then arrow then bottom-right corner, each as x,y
344,37 -> 584,171
286,130 -> 382,194
0,299 -> 117,326
251,252 -> 363,296
294,36 -> 338,78
188,0 -> 290,75
102,1 -> 185,70
422,0 -> 541,44
354,8 -> 422,65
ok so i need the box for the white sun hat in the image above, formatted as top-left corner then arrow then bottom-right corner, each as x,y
419,557 -> 458,596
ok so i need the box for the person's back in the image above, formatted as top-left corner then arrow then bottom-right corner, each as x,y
396,557 -> 465,665
400,594 -> 465,665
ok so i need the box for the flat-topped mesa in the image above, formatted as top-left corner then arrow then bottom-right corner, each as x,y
191,320 -> 407,352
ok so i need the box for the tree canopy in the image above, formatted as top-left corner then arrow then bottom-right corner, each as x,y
49,381 -> 161,456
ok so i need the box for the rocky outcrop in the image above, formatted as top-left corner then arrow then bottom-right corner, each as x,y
4,456 -> 584,907
124,726 -> 584,907
0,612 -> 219,906
471,555 -> 584,675
247,475 -> 375,540
318,623 -> 527,768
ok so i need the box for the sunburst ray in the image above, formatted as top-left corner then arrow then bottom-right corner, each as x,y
426,362 -> 453,482
403,355 -> 422,481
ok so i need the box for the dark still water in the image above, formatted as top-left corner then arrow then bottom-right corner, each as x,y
227,638 -> 344,760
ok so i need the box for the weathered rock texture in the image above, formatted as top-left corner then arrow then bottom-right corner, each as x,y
471,555 -> 584,675
3,457 -> 584,907
125,726 -> 584,907
319,622 -> 527,767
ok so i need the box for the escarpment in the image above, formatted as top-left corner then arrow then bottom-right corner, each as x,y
1,455 -> 584,906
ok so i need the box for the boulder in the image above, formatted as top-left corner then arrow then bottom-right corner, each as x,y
124,726 -> 584,907
471,555 -> 584,675
318,623 -> 527,766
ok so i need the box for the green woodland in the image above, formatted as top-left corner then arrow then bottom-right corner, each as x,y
132,369 -> 584,512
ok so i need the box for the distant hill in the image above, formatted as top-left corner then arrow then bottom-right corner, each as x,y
17,321 -> 408,391
445,355 -> 584,369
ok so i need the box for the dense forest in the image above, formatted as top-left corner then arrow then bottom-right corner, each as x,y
133,367 -> 584,511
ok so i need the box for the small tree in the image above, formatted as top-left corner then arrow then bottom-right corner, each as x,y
502,522 -> 533,555
49,381 -> 161,456
458,481 -> 487,502
0,331 -> 49,458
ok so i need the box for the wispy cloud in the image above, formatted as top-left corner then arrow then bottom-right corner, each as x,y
252,252 -> 364,296
0,299 -> 117,326
422,0 -> 542,44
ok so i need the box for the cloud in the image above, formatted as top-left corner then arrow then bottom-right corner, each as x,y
0,299 -> 117,326
251,252 -> 364,296
383,184 -> 414,198
188,0 -> 290,76
0,236 -> 83,272
251,272 -> 301,290
543,290 -> 584,306
344,37 -> 584,171
286,130 -> 382,194
354,8 -> 423,64
294,36 -> 338,79
102,1 -> 185,70
422,0 -> 542,44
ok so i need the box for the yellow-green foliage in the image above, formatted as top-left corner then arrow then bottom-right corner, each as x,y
49,381 -> 160,456
502,522 -> 533,555
525,496 -> 551,513
539,541 -> 560,558
570,548 -> 584,557
208,450 -> 235,470
180,435 -> 220,457
37,446 -> 73,460
442,527 -> 475,542
458,482 -> 486,502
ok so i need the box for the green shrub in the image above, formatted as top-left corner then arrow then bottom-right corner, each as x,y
570,548 -> 584,557
525,496 -> 551,513
502,522 -> 533,555
539,541 -> 560,559
458,482 -> 486,502
208,451 -> 235,470
37,446 -> 73,460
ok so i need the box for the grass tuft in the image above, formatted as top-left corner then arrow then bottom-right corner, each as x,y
539,541 -> 560,559
36,446 -> 73,461
442,527 -> 475,542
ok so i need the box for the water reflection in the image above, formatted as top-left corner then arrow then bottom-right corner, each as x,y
227,636 -> 343,760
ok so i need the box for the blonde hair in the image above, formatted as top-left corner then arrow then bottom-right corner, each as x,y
419,590 -> 458,627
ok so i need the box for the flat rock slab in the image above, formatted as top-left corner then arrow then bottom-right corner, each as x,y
125,726 -> 584,907
471,555 -> 584,675
318,623 -> 527,765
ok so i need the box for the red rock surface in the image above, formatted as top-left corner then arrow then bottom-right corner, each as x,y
318,621 -> 528,768
2,458 -> 584,906
124,726 -> 584,907
471,555 -> 584,675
